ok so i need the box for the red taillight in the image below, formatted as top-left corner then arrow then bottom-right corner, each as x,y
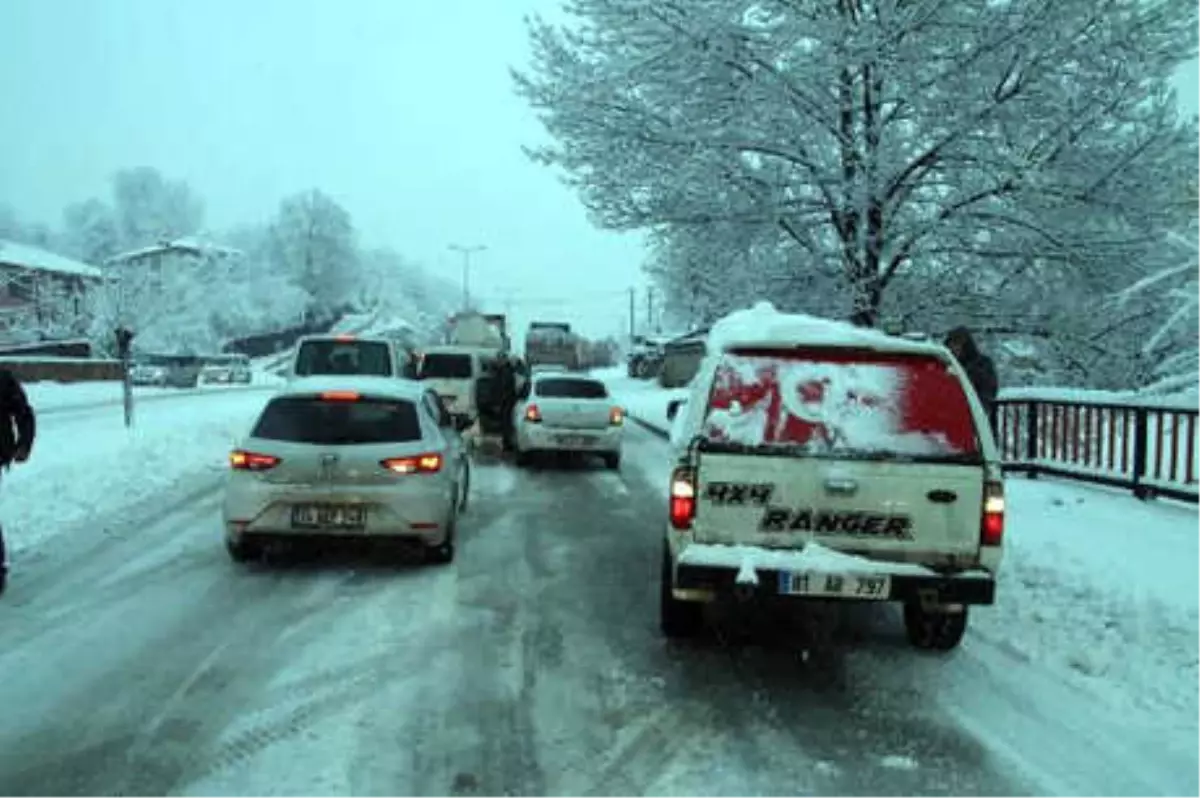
981,480 -> 1004,546
334,334 -> 356,342
321,390 -> 360,402
230,450 -> 280,471
381,453 -> 444,475
609,406 -> 624,426
525,403 -> 542,423
669,466 -> 696,530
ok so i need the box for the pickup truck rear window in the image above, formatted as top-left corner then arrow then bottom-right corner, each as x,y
419,353 -> 473,379
704,348 -> 979,458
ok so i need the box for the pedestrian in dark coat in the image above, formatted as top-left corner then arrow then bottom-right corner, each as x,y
945,326 -> 999,432
0,368 -> 36,595
494,355 -> 518,449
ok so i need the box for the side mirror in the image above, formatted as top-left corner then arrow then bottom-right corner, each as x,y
666,398 -> 685,421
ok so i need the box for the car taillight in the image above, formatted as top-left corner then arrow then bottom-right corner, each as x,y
321,390 -> 360,402
981,480 -> 1004,546
381,453 -> 444,475
525,404 -> 542,423
229,450 -> 280,471
609,406 -> 624,426
669,466 -> 696,530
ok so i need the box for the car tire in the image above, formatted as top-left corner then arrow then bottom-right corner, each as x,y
226,536 -> 261,563
660,541 -> 703,638
903,602 -> 969,651
515,449 -> 532,468
426,513 -> 456,565
603,452 -> 621,470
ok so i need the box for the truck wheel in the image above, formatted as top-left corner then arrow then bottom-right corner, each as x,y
903,602 -> 968,651
226,536 -> 261,564
516,449 -> 532,468
660,541 -> 703,638
603,453 -> 621,470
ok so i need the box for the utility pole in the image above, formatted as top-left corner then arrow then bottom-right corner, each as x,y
448,244 -> 486,311
646,287 -> 655,335
628,287 -> 636,343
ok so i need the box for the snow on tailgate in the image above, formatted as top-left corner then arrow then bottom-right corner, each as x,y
676,540 -> 990,579
704,349 -> 976,458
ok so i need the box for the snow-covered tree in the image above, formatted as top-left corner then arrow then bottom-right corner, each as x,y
267,189 -> 360,319
515,0 -> 1199,337
112,166 -> 204,247
61,198 -> 121,266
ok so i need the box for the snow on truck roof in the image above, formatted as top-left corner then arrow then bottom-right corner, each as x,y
0,239 -> 103,279
708,302 -> 948,357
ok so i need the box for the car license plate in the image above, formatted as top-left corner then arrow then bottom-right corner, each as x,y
291,504 -> 366,529
555,434 -> 589,446
778,571 -> 890,599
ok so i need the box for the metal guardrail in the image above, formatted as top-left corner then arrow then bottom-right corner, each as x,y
995,397 -> 1197,503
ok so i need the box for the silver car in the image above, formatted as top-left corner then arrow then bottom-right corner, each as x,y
222,376 -> 472,564
511,373 -> 624,469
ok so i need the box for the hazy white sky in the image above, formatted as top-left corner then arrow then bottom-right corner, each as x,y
0,1 -> 1196,340
0,0 -> 649,339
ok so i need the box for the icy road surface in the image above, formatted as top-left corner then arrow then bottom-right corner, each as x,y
0,398 -> 1194,795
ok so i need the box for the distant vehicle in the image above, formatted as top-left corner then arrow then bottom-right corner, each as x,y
129,362 -> 168,387
511,371 -> 624,469
200,353 -> 252,385
288,334 -> 409,381
525,321 -> 580,370
416,345 -> 486,421
222,376 -> 472,565
659,306 -> 1004,648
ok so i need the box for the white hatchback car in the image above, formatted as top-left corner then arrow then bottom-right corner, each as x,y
511,372 -> 624,469
223,376 -> 472,564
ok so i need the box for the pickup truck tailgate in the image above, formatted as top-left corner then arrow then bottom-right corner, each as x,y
693,452 -> 984,558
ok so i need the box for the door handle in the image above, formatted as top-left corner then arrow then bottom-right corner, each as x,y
927,489 -> 958,504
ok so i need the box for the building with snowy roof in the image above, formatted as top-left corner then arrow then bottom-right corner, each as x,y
0,238 -> 102,346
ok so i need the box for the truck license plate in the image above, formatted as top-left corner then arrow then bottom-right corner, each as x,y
778,571 -> 891,599
555,435 -> 589,446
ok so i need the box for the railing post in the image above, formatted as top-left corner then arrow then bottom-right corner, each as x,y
1023,401 -> 1039,478
1132,407 -> 1151,500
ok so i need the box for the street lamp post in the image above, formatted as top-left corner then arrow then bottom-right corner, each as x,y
448,244 -> 486,310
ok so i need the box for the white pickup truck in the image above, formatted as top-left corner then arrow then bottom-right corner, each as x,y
660,307 -> 1004,651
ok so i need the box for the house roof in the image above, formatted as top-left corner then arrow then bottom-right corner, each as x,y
0,239 -> 102,279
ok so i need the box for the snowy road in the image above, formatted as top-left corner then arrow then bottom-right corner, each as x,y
0,408 -> 1192,795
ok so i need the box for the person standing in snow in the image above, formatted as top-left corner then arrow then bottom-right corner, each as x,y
944,326 -> 999,434
0,367 -> 36,596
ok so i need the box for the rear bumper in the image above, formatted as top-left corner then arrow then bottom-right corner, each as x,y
674,562 -> 996,606
518,424 -> 622,454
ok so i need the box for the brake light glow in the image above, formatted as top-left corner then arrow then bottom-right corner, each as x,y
381,453 -> 444,475
609,406 -> 624,426
524,403 -> 542,423
229,450 -> 281,471
334,334 -> 356,342
669,466 -> 696,530
981,480 -> 1005,546
321,390 -> 360,402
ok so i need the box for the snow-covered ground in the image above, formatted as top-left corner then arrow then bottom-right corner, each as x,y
604,369 -> 1200,788
3,384 -> 276,556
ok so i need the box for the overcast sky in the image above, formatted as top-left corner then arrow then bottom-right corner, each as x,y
0,1 -> 1196,341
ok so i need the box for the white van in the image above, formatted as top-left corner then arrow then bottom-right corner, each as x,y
289,334 -> 412,382
416,346 -> 485,419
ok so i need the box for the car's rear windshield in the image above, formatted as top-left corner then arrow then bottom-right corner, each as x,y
294,340 -> 394,377
703,348 -> 979,460
252,396 -> 422,444
419,353 -> 472,379
535,378 -> 607,399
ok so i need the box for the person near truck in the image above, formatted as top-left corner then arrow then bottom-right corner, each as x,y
945,326 -> 999,434
0,367 -> 36,596
493,354 -> 519,449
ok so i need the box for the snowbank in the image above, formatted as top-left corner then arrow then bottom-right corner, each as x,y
2,389 -> 273,555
